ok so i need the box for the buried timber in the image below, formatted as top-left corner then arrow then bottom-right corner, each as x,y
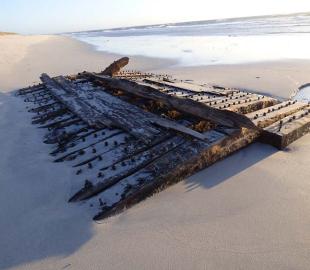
17,57 -> 310,220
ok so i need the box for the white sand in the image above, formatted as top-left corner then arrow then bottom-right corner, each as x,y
0,35 -> 310,270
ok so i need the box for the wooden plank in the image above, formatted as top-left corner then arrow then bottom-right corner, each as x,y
31,108 -> 69,124
85,73 -> 258,130
247,101 -> 308,128
54,130 -> 124,162
57,77 -> 218,142
72,132 -> 171,168
17,84 -> 45,96
39,116 -> 79,129
226,96 -> 277,114
43,123 -> 89,145
69,136 -> 186,202
50,128 -> 108,156
143,78 -> 236,96
40,74 -> 103,127
261,107 -> 310,149
92,127 -> 260,220
150,117 -> 210,141
54,76 -> 163,143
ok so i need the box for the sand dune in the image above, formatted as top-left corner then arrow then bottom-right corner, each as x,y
0,34 -> 309,270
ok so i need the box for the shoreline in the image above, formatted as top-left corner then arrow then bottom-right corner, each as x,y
1,34 -> 310,99
72,35 -> 310,99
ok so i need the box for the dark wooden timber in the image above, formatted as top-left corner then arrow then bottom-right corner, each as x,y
69,136 -> 186,202
261,107 -> 310,149
84,73 -> 258,130
93,128 -> 259,220
101,57 -> 129,76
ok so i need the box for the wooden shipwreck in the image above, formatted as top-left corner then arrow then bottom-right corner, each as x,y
17,58 -> 310,220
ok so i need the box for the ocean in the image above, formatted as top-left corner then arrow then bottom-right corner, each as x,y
67,12 -> 310,66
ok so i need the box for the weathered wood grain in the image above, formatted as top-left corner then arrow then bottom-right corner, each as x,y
101,57 -> 129,76
93,128 -> 259,220
85,73 -> 258,130
69,136 -> 186,202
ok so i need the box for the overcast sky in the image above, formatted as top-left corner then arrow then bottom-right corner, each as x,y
1,0 -> 310,34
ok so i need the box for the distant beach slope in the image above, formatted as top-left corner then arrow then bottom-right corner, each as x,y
0,32 -> 15,35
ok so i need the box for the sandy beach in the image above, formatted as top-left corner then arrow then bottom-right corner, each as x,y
1,34 -> 310,270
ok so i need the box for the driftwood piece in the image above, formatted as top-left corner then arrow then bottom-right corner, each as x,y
101,57 -> 129,77
85,73 -> 258,130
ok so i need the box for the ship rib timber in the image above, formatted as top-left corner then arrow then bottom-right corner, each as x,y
93,127 -> 259,220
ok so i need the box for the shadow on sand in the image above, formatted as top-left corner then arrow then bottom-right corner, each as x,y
0,91 -> 94,270
184,142 -> 278,192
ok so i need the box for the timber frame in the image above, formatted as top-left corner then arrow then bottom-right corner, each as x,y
17,58 -> 310,220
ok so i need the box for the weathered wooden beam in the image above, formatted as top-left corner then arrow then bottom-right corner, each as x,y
69,136 -> 185,202
28,102 -> 61,113
56,77 -> 217,142
54,76 -> 163,143
85,73 -> 258,130
70,132 -> 171,170
93,127 -> 260,220
39,116 -> 79,129
261,107 -> 310,149
150,117 -> 211,141
143,78 -> 235,96
225,97 -> 277,114
54,130 -> 124,162
17,84 -> 45,96
101,57 -> 129,77
32,108 -> 69,124
247,101 -> 307,128
49,127 -> 99,156
40,73 -> 102,127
